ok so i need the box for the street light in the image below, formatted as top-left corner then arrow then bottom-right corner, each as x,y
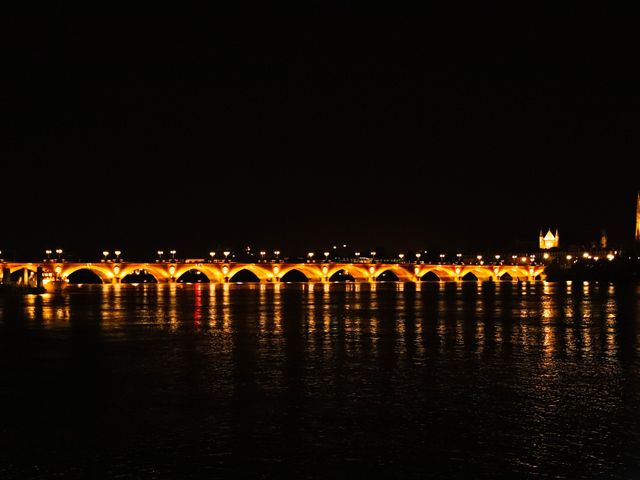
476,255 -> 482,263
274,250 -> 280,261
102,251 -> 109,262
260,251 -> 266,262
223,251 -> 230,260
56,249 -> 63,261
398,253 -> 405,262
439,254 -> 446,263
157,250 -> 163,261
170,250 -> 176,260
355,252 -> 360,261
371,251 -> 376,263
46,249 -> 52,261
308,252 -> 314,262
324,251 -> 330,261
209,251 -> 216,262
114,250 -> 121,262
415,253 -> 421,263
566,255 -> 573,261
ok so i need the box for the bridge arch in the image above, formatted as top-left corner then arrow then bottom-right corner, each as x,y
119,264 -> 170,283
8,264 -> 39,275
66,269 -> 104,284
461,271 -> 479,281
420,271 -> 441,281
176,269 -> 211,283
226,264 -> 271,282
8,266 -> 39,285
459,267 -> 495,282
277,264 -> 324,282
417,266 -> 457,282
228,269 -> 261,282
173,265 -> 223,283
60,264 -> 113,283
326,265 -> 370,281
373,266 -> 414,282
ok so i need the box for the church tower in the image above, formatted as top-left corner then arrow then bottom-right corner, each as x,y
539,228 -> 559,249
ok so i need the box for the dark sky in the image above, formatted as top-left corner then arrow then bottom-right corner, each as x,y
3,9 -> 639,260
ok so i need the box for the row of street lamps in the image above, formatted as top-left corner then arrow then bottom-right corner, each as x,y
44,249 -> 64,261
33,248 -> 606,265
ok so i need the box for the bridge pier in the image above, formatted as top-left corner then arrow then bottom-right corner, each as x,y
2,267 -> 10,285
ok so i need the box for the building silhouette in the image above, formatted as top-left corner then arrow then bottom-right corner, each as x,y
539,229 -> 559,249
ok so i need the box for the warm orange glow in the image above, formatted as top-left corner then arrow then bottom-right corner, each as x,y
5,259 -> 549,286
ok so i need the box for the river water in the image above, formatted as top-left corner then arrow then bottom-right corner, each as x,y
0,282 -> 638,479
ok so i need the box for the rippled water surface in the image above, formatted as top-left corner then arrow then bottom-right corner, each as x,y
0,282 -> 639,478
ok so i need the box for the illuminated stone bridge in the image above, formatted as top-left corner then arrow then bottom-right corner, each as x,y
2,261 -> 546,288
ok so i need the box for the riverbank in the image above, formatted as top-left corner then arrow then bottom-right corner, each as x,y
545,257 -> 640,282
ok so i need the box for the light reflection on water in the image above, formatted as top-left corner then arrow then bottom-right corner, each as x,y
1,281 -> 639,478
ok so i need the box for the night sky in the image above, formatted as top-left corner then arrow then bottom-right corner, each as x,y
3,10 -> 639,260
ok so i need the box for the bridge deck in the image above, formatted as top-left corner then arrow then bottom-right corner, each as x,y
1,261 -> 546,287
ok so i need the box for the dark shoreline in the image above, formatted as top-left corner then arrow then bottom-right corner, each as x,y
544,258 -> 640,282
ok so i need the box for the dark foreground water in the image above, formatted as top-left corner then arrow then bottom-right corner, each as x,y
0,282 -> 639,479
